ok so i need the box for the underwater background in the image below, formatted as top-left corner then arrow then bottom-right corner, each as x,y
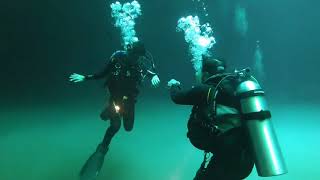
1,0 -> 320,179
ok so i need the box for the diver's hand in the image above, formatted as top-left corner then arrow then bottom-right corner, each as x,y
167,79 -> 181,88
151,75 -> 160,88
69,73 -> 85,83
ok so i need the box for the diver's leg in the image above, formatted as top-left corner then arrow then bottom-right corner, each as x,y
79,114 -> 121,179
205,128 -> 254,180
101,114 -> 121,148
204,149 -> 253,180
100,99 -> 113,121
193,153 -> 212,180
200,154 -> 229,180
123,99 -> 135,132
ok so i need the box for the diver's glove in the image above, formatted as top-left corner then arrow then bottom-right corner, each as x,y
151,75 -> 160,88
167,79 -> 181,88
69,73 -> 85,83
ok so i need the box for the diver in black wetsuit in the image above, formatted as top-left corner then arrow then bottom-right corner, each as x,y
69,41 -> 160,179
167,57 -> 254,180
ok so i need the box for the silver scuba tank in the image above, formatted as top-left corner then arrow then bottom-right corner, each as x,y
236,71 -> 288,177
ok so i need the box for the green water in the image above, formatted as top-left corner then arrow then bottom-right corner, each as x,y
1,99 -> 319,180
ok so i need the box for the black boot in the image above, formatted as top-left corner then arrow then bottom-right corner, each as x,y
194,162 -> 207,180
194,151 -> 213,180
79,144 -> 109,180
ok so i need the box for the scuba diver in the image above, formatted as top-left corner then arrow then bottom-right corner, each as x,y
167,57 -> 287,179
69,41 -> 160,179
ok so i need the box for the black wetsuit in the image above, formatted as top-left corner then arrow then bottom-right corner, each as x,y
86,50 -> 157,149
170,75 -> 254,180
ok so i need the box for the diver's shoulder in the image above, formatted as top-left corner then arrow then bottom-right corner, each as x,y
110,50 -> 127,59
112,50 -> 126,57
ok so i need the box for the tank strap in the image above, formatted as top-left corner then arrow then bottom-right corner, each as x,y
208,74 -> 235,120
242,110 -> 271,120
237,89 -> 265,99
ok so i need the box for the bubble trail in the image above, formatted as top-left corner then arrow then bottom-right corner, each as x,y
110,1 -> 142,47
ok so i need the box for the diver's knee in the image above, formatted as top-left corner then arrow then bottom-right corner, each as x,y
113,123 -> 121,132
124,125 -> 133,132
100,112 -> 109,121
100,107 -> 113,121
123,114 -> 134,132
109,122 -> 121,134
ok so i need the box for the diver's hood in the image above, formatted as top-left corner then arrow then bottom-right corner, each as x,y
127,41 -> 146,57
202,58 -> 226,75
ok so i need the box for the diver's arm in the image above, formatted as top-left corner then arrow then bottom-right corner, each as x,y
145,69 -> 157,78
85,58 -> 114,80
69,52 -> 119,83
139,56 -> 158,79
142,66 -> 160,87
170,84 -> 212,105
143,65 -> 159,79
85,65 -> 110,80
70,71 -> 107,82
